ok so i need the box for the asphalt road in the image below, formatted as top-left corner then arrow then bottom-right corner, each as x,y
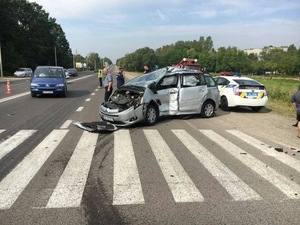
0,67 -> 300,225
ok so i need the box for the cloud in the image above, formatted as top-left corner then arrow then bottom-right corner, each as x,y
27,0 -> 300,62
155,9 -> 168,21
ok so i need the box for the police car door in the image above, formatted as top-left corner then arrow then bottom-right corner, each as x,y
156,74 -> 179,115
178,73 -> 206,112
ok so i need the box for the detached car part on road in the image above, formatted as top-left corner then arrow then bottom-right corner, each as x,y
214,76 -> 268,112
30,66 -> 68,97
99,67 -> 220,126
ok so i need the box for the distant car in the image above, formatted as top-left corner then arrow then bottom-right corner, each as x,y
64,69 -> 70,79
214,76 -> 268,112
14,68 -> 33,77
67,68 -> 78,77
99,67 -> 220,126
30,66 -> 67,97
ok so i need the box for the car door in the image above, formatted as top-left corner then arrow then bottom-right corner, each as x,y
178,73 -> 207,112
215,77 -> 230,95
156,74 -> 179,115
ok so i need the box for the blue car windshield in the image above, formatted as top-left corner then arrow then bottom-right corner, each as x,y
34,67 -> 64,78
123,68 -> 167,88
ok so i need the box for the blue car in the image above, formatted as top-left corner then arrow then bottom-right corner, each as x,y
30,66 -> 68,97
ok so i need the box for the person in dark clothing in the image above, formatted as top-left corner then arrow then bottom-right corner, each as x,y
291,88 -> 300,137
143,64 -> 151,74
116,67 -> 125,89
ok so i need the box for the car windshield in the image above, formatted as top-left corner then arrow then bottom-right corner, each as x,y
33,67 -> 64,78
233,79 -> 261,86
123,67 -> 167,88
18,68 -> 26,71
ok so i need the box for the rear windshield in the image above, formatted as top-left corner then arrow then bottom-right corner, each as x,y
233,79 -> 261,86
34,67 -> 64,78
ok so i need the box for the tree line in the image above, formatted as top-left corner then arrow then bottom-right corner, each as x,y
0,0 -> 73,75
0,0 -> 113,75
116,36 -> 300,76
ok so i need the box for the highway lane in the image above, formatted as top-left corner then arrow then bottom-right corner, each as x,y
0,67 -> 300,224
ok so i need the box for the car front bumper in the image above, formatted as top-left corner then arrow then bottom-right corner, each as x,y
30,87 -> 66,95
99,103 -> 144,126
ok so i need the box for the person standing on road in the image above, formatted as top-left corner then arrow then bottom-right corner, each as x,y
291,88 -> 300,138
98,68 -> 103,88
116,67 -> 125,89
103,67 -> 113,102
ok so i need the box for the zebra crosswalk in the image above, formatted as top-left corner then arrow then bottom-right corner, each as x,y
0,127 -> 299,210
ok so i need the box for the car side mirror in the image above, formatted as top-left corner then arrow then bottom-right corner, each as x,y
149,82 -> 157,94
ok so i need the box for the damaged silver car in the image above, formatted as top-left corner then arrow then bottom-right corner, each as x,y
99,67 -> 220,126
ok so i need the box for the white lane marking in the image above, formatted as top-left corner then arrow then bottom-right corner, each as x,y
85,98 -> 91,102
76,107 -> 84,112
91,93 -> 95,96
0,92 -> 30,104
201,130 -> 300,199
0,129 -> 5,134
95,89 -> 99,91
0,130 -> 37,160
227,130 -> 300,173
113,130 -> 144,205
173,130 -> 261,201
145,130 -> 204,202
0,129 -> 69,209
60,120 -> 73,129
46,131 -> 98,208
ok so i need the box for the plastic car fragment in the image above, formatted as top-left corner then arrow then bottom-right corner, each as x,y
74,121 -> 117,132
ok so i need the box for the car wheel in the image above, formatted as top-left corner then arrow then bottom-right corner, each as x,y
220,96 -> 230,111
62,89 -> 67,97
201,100 -> 215,118
251,106 -> 263,112
144,104 -> 158,126
31,92 -> 36,97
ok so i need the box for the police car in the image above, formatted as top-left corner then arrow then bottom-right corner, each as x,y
214,76 -> 268,112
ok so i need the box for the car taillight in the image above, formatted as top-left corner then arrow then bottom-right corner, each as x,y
234,86 -> 239,96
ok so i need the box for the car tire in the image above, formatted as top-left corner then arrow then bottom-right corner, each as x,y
201,100 -> 215,118
220,96 -> 229,111
31,92 -> 36,97
62,89 -> 67,97
144,104 -> 158,126
251,106 -> 263,112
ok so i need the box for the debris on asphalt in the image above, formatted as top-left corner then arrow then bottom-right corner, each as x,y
274,147 -> 283,152
74,121 -> 117,132
240,152 -> 247,155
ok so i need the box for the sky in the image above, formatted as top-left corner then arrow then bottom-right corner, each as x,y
28,0 -> 300,63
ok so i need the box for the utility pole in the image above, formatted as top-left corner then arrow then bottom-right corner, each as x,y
0,42 -> 3,77
54,46 -> 57,66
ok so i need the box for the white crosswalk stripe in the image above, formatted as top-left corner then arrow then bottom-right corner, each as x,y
227,130 -> 300,173
46,131 -> 98,208
200,130 -> 300,199
144,130 -> 204,202
0,129 -> 69,209
173,129 -> 261,201
0,130 -> 37,160
0,128 -> 299,209
113,130 -> 144,205
0,129 -> 5,134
